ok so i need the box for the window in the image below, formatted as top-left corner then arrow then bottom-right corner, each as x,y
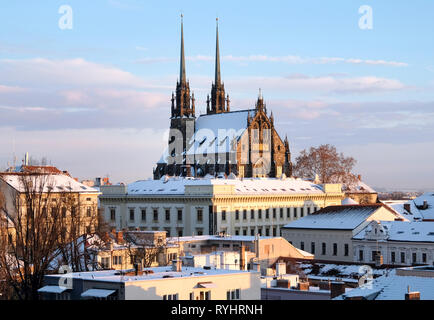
110,208 -> 115,221
422,253 -> 427,263
321,243 -> 326,255
178,229 -> 183,237
177,209 -> 182,221
258,209 -> 262,219
287,208 -> 290,218
251,209 -> 255,219
235,210 -> 239,220
412,253 -> 417,264
371,251 -> 378,262
227,289 -> 241,300
311,242 -> 315,254
265,209 -> 269,219
101,257 -> 110,269
222,210 -> 226,221
129,209 -> 135,221
197,229 -> 203,236
280,208 -> 283,219
250,229 -> 255,236
359,250 -> 364,261
189,292 -> 194,300
307,207 -> 311,215
153,209 -> 158,221
165,209 -> 170,221
163,294 -> 178,300
300,242 -> 304,250
333,243 -> 338,256
401,252 -> 406,263
300,207 -> 305,217
243,209 -> 247,220
87,207 -> 92,217
86,225 -> 91,234
197,209 -> 203,222
243,229 -> 247,236
294,208 -> 298,219
141,209 -> 146,221
272,208 -> 276,219
344,244 -> 349,256
391,251 -> 396,263
273,227 -> 276,237
235,229 -> 239,236
112,256 -> 122,265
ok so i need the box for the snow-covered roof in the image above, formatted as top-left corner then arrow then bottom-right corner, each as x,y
413,192 -> 434,220
353,220 -> 434,243
45,266 -> 252,283
344,180 -> 376,194
342,197 -> 358,205
337,268 -> 434,300
0,173 -> 99,194
126,176 -> 326,196
382,200 -> 423,222
167,234 -> 274,243
282,205 -> 385,230
186,110 -> 252,156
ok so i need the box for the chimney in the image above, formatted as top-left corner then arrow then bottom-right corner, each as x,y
405,286 -> 420,300
116,231 -> 124,244
252,262 -> 261,273
423,201 -> 428,210
357,174 -> 362,181
404,203 -> 411,213
172,259 -> 182,272
330,281 -> 346,299
298,281 -> 309,291
240,244 -> 246,270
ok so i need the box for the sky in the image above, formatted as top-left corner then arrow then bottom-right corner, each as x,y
0,0 -> 433,191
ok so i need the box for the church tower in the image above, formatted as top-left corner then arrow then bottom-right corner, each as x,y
167,15 -> 195,177
207,18 -> 230,114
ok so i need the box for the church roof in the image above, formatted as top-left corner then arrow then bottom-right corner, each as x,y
186,109 -> 253,156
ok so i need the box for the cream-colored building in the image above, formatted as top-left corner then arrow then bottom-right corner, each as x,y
100,177 -> 344,238
39,264 -> 261,300
0,168 -> 100,237
281,204 -> 407,263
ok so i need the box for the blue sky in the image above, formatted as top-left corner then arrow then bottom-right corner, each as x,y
0,0 -> 433,190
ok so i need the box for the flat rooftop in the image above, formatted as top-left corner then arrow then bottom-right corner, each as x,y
45,266 -> 254,283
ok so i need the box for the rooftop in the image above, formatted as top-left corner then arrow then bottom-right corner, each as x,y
0,172 -> 99,194
45,266 -> 254,283
282,204 -> 391,231
125,176 -> 329,196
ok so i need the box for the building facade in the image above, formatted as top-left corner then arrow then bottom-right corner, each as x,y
352,220 -> 434,266
281,204 -> 406,263
99,177 -> 344,238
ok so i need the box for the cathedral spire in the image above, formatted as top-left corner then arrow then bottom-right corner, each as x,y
180,14 -> 186,84
215,18 -> 221,85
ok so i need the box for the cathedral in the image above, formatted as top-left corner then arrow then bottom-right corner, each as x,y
154,18 -> 293,180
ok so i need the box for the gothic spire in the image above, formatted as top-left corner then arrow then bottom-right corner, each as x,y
180,14 -> 186,84
215,18 -> 221,85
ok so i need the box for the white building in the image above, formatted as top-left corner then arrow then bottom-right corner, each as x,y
281,204 -> 406,263
352,220 -> 434,266
38,264 -> 261,300
99,176 -> 344,238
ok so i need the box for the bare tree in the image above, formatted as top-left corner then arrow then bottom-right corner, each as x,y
293,144 -> 357,185
124,232 -> 167,269
0,173 -> 100,300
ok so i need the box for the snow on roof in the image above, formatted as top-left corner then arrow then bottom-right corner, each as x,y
45,266 -> 251,283
0,173 -> 99,194
187,110 -> 252,156
353,220 -> 434,243
344,180 -> 376,194
126,176 -> 325,196
342,197 -> 358,205
283,205 -> 384,230
167,234 -> 274,243
382,200 -> 423,222
413,192 -> 434,220
337,268 -> 434,300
